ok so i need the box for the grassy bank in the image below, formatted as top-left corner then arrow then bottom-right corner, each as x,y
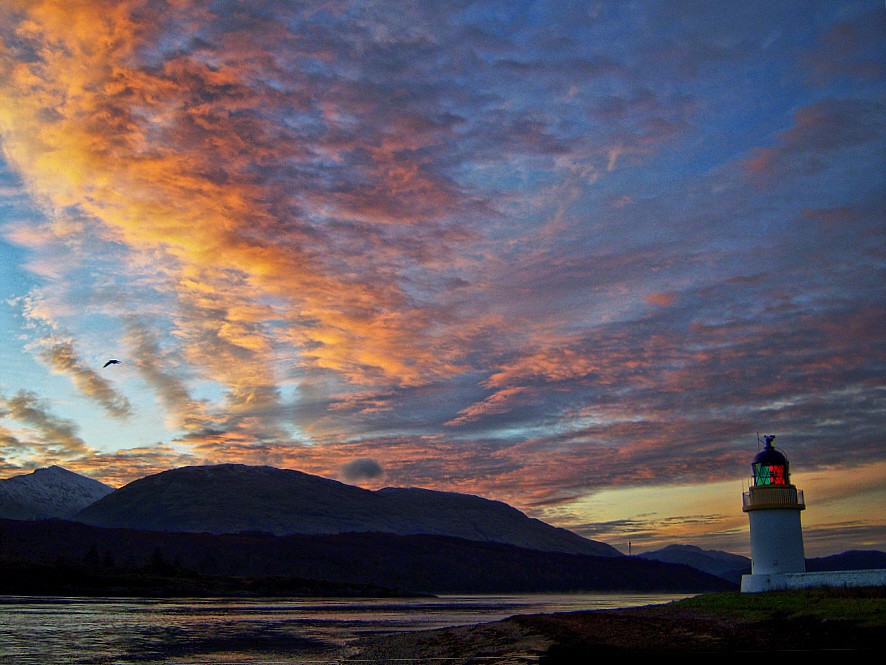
674,586 -> 886,626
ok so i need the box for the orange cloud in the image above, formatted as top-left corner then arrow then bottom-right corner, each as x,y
484,345 -> 603,390
643,292 -> 675,307
0,0 -> 481,452
445,386 -> 531,426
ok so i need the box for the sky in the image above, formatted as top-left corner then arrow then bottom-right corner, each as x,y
0,0 -> 883,558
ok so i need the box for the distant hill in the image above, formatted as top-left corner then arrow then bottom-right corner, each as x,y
0,518 -> 734,596
74,464 -> 620,557
806,550 -> 886,572
0,466 -> 114,520
639,544 -> 886,585
639,544 -> 750,584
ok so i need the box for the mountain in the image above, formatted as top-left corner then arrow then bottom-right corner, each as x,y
0,466 -> 115,520
0,518 -> 735,596
639,544 -> 750,583
74,464 -> 619,557
807,550 -> 886,572
639,544 -> 886,585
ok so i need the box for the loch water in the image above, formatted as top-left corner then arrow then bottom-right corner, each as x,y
0,593 -> 690,664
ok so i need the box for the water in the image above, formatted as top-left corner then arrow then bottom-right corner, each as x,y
0,593 -> 689,664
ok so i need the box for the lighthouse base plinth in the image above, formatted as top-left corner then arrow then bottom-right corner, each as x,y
741,569 -> 886,593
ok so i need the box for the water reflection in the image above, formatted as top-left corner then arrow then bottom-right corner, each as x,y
0,594 -> 689,664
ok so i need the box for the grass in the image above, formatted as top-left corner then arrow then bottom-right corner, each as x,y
671,586 -> 886,627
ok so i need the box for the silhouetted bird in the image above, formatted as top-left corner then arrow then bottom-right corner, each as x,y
103,359 -> 121,368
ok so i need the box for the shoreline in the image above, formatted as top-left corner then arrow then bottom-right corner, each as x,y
342,587 -> 886,660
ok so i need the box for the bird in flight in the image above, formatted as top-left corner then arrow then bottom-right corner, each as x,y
103,359 -> 121,368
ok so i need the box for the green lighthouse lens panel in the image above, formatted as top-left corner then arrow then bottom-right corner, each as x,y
753,465 -> 767,485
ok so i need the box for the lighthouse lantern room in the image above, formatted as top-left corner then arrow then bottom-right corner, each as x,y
742,435 -> 806,576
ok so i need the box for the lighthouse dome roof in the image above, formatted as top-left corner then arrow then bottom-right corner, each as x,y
753,444 -> 788,468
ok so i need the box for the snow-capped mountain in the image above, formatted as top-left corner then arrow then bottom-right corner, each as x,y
0,466 -> 115,520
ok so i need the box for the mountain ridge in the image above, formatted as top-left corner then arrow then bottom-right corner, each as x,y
73,463 -> 620,557
0,517 -> 732,596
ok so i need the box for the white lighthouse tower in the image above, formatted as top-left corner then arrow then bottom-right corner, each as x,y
741,435 -> 806,591
740,434 -> 886,592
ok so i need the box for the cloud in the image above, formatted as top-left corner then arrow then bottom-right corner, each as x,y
1,0 -> 675,427
0,390 -> 93,463
802,9 -> 886,85
121,320 -> 205,431
643,292 -> 676,308
0,0 -> 496,397
743,98 -> 886,180
38,339 -> 132,418
445,386 -> 532,426
339,457 -> 384,482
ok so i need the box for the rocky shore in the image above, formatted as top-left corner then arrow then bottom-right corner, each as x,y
343,588 -> 885,661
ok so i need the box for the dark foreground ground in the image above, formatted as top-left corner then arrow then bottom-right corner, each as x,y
342,587 -> 885,661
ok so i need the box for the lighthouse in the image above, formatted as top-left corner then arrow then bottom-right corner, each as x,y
740,435 -> 886,592
741,435 -> 806,591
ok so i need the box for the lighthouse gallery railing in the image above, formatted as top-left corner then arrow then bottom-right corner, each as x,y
743,486 -> 805,510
